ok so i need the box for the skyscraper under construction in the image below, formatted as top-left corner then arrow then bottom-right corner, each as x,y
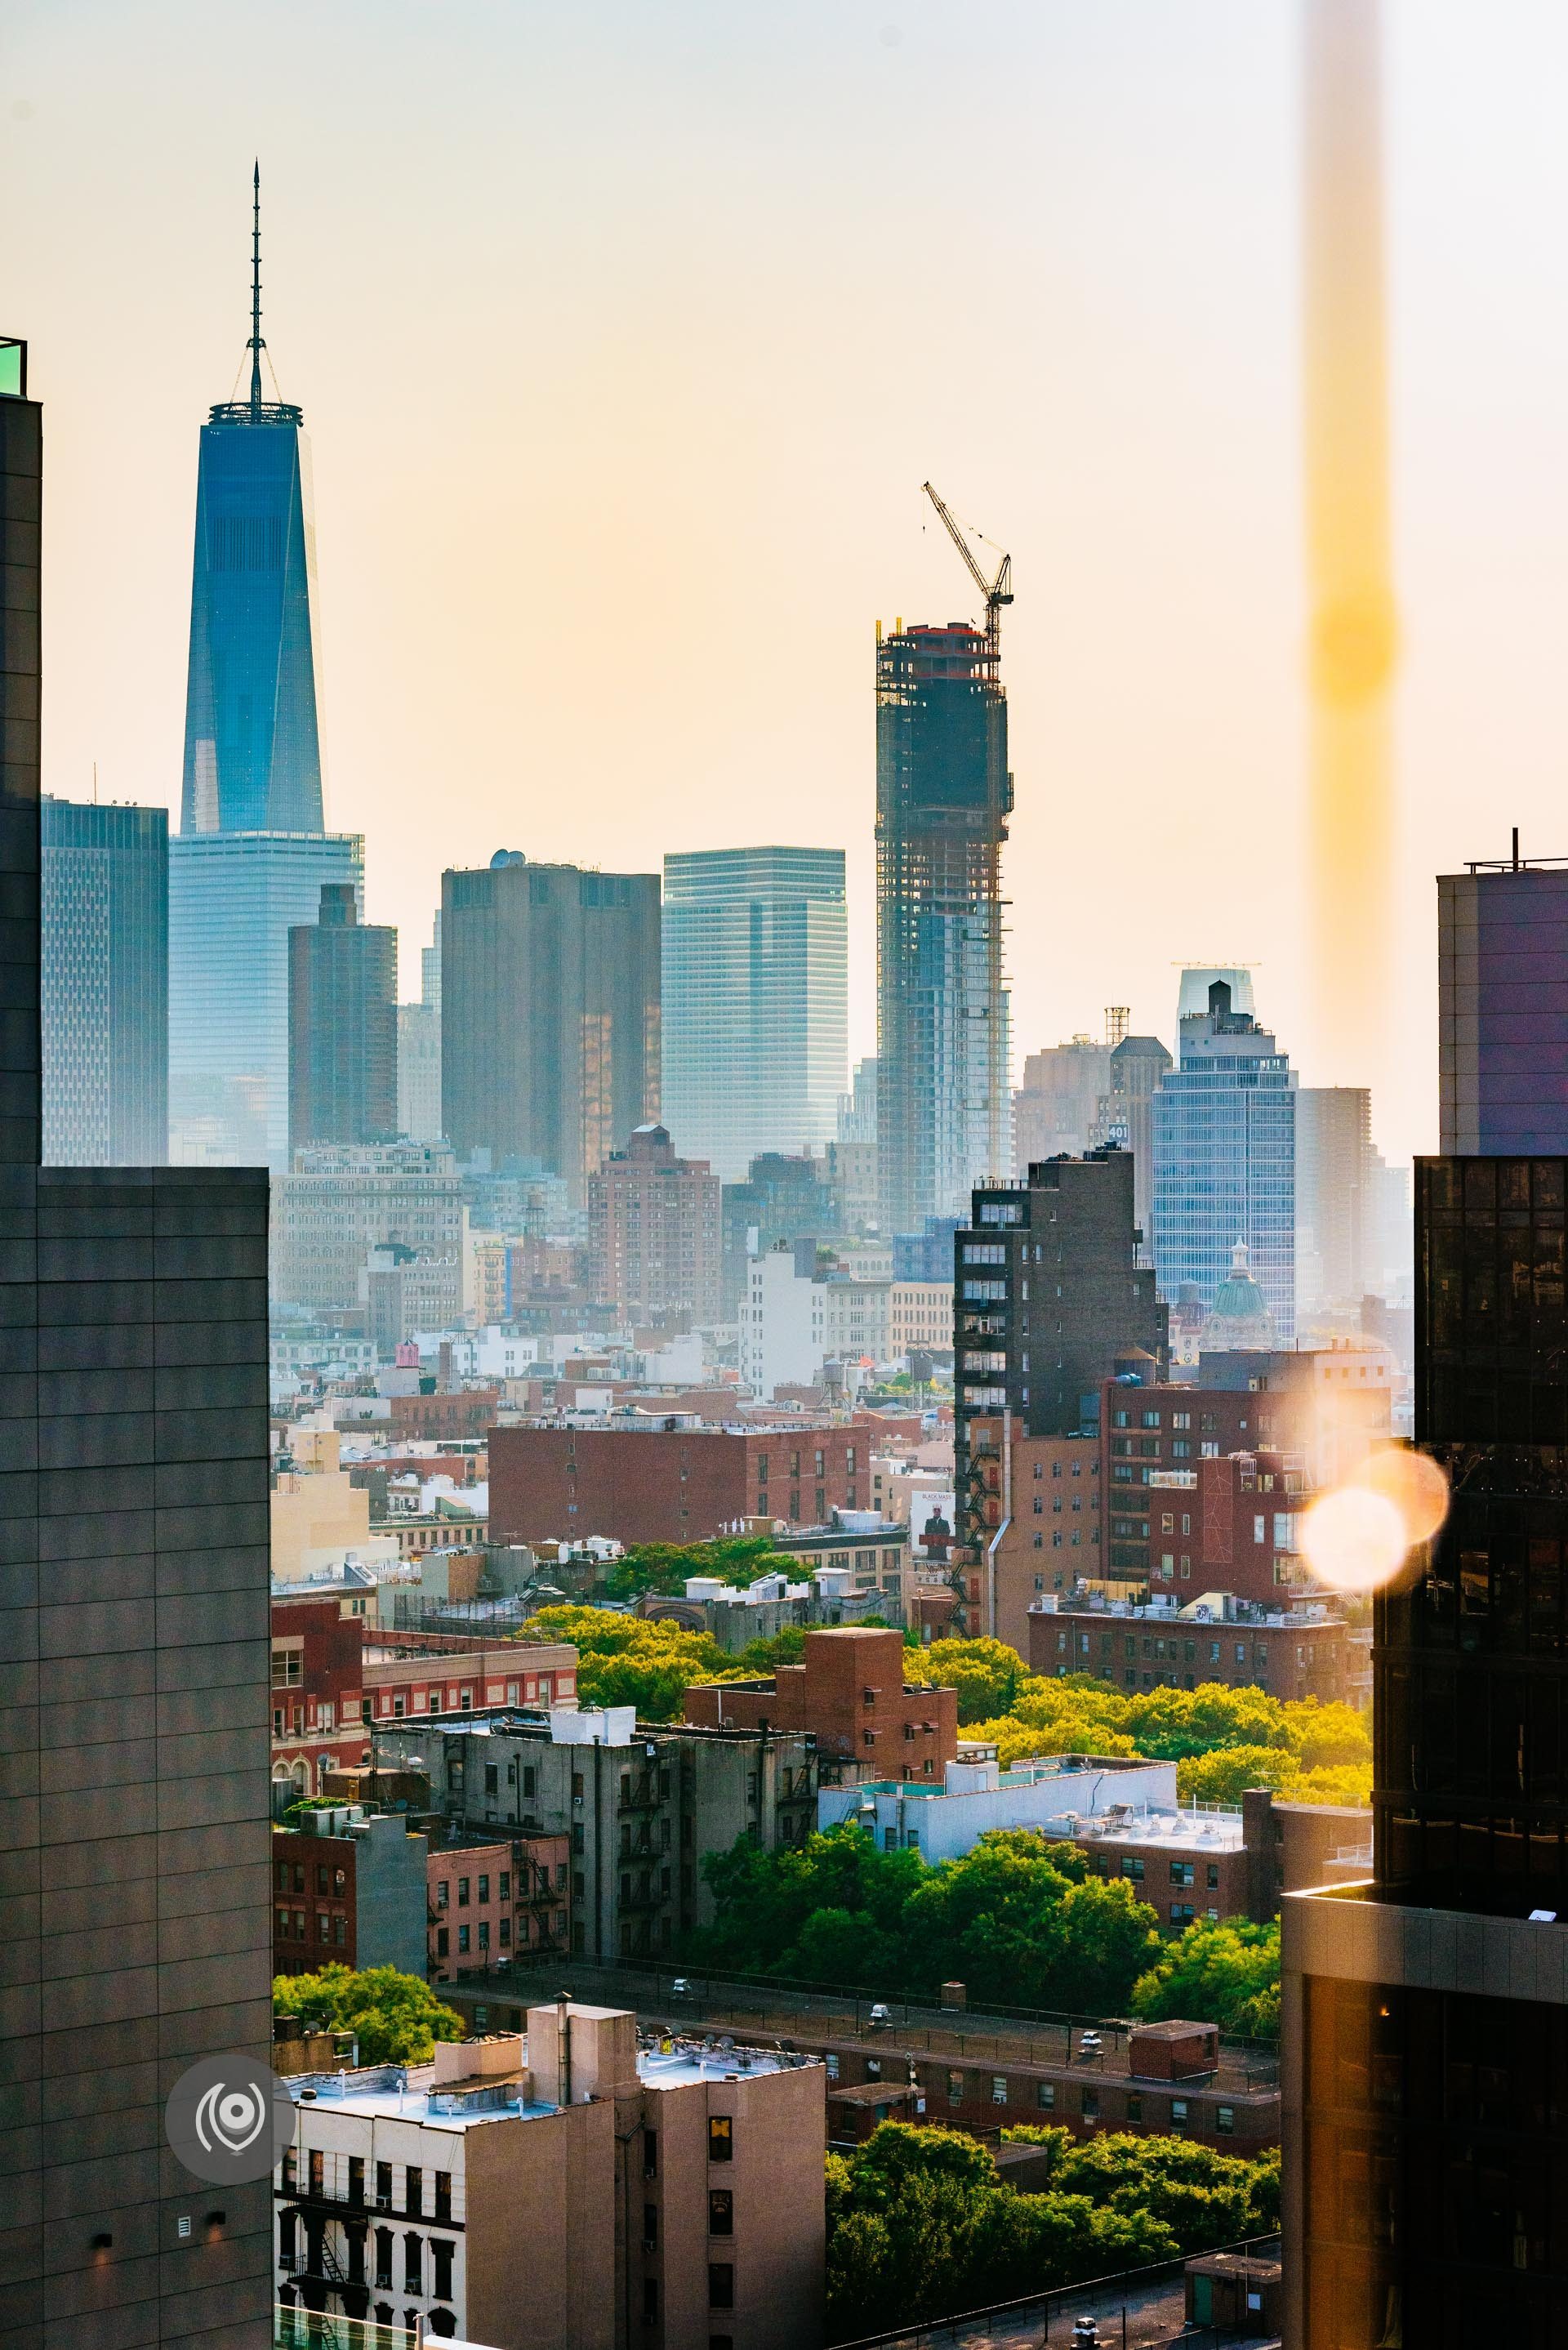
875,485 -> 1013,1233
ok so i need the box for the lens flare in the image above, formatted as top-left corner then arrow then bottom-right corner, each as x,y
1350,1447 -> 1449,1548
1298,1484 -> 1408,1593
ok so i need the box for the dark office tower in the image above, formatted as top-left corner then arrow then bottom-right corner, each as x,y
1439,851 -> 1568,1153
875,616 -> 1012,1233
952,1150 -> 1166,1557
1281,1153 -> 1568,2348
41,796 -> 168,1165
180,168 -> 323,836
1090,1032 -> 1172,1257
287,881 -> 396,1152
441,850 -> 661,1205
1,337 -> 273,2348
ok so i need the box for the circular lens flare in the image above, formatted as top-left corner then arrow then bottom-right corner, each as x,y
1298,1485 -> 1409,1593
1350,1447 -> 1449,1547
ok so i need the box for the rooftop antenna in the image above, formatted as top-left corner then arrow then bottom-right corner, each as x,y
248,161 -> 264,417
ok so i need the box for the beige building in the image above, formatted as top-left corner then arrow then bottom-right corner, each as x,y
889,1280 -> 953,1358
273,1139 -> 466,1313
271,1467 -> 391,1583
276,2004 -> 826,2350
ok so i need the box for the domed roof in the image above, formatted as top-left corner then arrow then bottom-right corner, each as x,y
1203,1238 -> 1276,1351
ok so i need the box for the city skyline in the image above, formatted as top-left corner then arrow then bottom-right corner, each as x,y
11,3 -> 1568,1170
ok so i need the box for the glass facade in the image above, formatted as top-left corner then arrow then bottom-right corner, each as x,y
662,846 -> 847,1181
41,796 -> 167,1165
876,623 -> 1012,1231
1151,979 -> 1297,1341
288,883 -> 398,1152
180,406 -> 325,835
169,830 -> 363,1167
1440,867 -> 1568,1155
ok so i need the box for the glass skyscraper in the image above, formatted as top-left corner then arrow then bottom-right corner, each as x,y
170,831 -> 363,1166
169,174 -> 363,1171
1151,977 -> 1297,1341
179,245 -> 323,835
662,846 -> 848,1181
41,796 -> 167,1164
1439,856 -> 1568,1153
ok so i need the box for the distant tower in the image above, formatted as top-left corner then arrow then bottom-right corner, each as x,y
169,168 -> 362,1167
876,485 -> 1013,1233
41,796 -> 168,1164
288,882 -> 398,1153
1303,0 -> 1397,1081
180,163 -> 325,835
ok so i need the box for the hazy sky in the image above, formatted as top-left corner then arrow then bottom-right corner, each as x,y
6,0 -> 1568,1167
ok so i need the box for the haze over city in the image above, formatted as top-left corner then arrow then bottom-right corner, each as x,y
9,0 -> 1568,1162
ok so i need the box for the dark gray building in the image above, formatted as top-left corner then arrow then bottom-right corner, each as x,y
2,336 -> 274,2348
287,881 -> 397,1154
953,1148 -> 1167,1554
41,796 -> 168,1166
378,1712 -> 815,1960
440,851 -> 660,1206
1438,854 -> 1568,1154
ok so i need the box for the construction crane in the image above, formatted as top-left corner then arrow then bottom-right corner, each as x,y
921,479 -> 1013,655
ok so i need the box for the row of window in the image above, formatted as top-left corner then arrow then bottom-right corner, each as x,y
823,2053 -> 1236,2133
274,1907 -> 348,1946
282,2151 -> 453,2219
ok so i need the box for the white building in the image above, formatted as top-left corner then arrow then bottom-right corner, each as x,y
274,1140 -> 467,1313
738,1241 -> 889,1400
817,1753 -> 1180,1864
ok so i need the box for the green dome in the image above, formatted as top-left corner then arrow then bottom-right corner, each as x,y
1203,1239 -> 1276,1350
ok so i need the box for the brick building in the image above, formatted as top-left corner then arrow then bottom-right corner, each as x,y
271,1590 -> 370,1798
959,1419 -> 1102,1647
363,1640 -> 577,1726
429,1834 -> 572,1976
1028,1594 -> 1352,1706
272,1808 -> 430,1978
683,1625 -> 960,1780
490,1421 -> 870,1546
390,1387 -> 502,1442
588,1122 -> 722,1325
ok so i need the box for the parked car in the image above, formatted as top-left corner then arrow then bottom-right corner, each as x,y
868,2002 -> 892,2028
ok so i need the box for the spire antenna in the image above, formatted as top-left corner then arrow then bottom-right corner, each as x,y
248,160 -> 264,416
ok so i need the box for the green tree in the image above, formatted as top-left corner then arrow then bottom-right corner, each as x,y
1176,1743 -> 1301,1807
1280,1697 -> 1372,1774
922,1637 -> 1030,1723
593,1537 -> 786,1603
1126,1683 -> 1290,1761
517,1605 -> 741,1722
274,1965 -> 463,2065
1131,1917 -> 1281,2039
1054,2133 -> 1277,2250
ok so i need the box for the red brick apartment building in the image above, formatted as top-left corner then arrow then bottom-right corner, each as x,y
427,1834 -> 572,1977
490,1422 -> 869,1546
1029,1596 -> 1352,1704
683,1625 -> 960,1779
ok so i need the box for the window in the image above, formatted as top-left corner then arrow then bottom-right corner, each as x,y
708,2116 -> 733,2163
457,1925 -> 470,1953
644,2279 -> 660,2322
1120,1856 -> 1144,1880
349,2156 -> 365,2205
374,2227 -> 394,2288
1169,2099 -> 1189,2133
1081,2087 -> 1099,2120
376,2163 -> 393,2210
1036,2082 -> 1055,2111
434,2172 -> 452,2222
404,2169 -> 422,2218
431,2238 -> 454,2300
709,2265 -> 735,2311
479,1874 -> 490,1902
309,2148 -> 324,2196
403,2234 -> 422,2291
436,1927 -> 449,1957
1170,1861 -> 1194,1888
947,2070 -> 964,2106
1126,2094 -> 1143,2124
991,2076 -> 1007,2105
708,2189 -> 734,2236
457,1878 -> 470,1906
1215,2105 -> 1235,2135
644,2130 -> 658,2178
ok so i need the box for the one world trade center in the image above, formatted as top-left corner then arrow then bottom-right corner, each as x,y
169,167 -> 363,1165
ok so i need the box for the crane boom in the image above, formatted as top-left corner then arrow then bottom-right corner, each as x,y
921,479 -> 1013,652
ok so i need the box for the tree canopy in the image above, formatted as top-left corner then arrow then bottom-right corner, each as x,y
274,1965 -> 463,2065
1131,1917 -> 1282,2039
516,1604 -> 744,1721
691,1823 -> 1163,2013
590,1537 -> 794,1603
824,2122 -> 1276,2339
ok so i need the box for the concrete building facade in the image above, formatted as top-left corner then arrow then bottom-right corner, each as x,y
287,881 -> 397,1153
271,1139 -> 465,1313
